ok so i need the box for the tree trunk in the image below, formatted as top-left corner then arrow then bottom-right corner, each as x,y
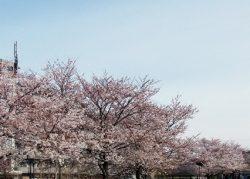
98,153 -> 109,179
98,161 -> 109,179
102,161 -> 109,179
58,163 -> 62,179
136,165 -> 143,179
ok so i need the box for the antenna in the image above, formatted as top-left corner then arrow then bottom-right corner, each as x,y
14,41 -> 18,74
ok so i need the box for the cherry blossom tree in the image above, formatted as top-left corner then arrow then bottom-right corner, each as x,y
0,71 -> 53,177
73,73 -> 197,179
190,138 -> 247,178
13,60 -> 85,179
0,60 -> 83,177
73,75 -> 159,179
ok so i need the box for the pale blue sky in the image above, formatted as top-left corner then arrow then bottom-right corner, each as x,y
1,0 -> 250,147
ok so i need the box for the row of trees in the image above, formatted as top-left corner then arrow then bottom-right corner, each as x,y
0,60 -> 247,179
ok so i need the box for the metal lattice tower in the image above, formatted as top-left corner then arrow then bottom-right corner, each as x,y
14,41 -> 18,74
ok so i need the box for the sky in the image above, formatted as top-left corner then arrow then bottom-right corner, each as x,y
1,0 -> 250,148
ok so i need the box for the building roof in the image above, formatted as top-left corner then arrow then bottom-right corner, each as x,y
0,59 -> 15,74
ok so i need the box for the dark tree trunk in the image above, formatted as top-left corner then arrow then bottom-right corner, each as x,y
136,165 -> 143,179
98,153 -> 109,179
58,163 -> 62,179
102,161 -> 109,179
